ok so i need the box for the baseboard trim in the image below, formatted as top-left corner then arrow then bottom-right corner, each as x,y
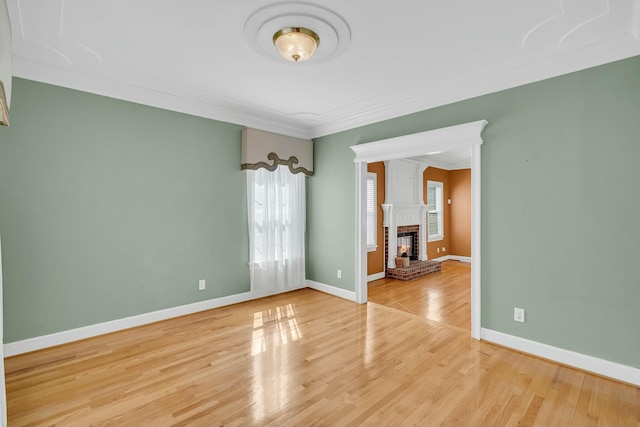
4,285 -> 309,358
480,328 -> 640,386
432,255 -> 471,263
306,280 -> 357,302
367,272 -> 385,282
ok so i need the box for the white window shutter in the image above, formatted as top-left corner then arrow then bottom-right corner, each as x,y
427,180 -> 444,241
366,173 -> 377,250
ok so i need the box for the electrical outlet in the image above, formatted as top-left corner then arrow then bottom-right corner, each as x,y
337,269 -> 342,279
442,247 -> 446,252
514,307 -> 525,323
437,248 -> 440,253
198,279 -> 206,291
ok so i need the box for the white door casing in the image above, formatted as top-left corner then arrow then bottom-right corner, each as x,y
350,120 -> 487,339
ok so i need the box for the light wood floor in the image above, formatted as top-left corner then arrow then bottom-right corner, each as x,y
6,287 -> 639,426
368,260 -> 471,330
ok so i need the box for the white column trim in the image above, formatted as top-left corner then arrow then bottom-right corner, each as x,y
418,204 -> 428,261
471,143 -> 482,340
387,213 -> 397,269
355,161 -> 367,304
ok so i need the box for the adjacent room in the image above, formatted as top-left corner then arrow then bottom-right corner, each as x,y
1,0 -> 639,425
366,152 -> 474,331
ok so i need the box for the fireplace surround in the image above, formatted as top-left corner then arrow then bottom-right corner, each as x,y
381,159 -> 429,268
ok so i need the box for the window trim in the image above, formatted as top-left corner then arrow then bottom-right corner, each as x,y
366,172 -> 378,252
427,180 -> 444,242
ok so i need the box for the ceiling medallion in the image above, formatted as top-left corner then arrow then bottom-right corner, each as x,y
244,2 -> 351,64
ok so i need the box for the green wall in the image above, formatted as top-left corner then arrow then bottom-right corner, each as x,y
307,55 -> 640,368
2,56 -> 640,369
306,134 -> 356,290
0,78 -> 249,343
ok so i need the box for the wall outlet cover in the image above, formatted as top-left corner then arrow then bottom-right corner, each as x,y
514,307 -> 525,323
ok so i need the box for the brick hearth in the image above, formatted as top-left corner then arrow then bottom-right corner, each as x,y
386,260 -> 442,281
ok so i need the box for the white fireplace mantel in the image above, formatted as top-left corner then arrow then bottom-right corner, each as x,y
383,159 -> 429,268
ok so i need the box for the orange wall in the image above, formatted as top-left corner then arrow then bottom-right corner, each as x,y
367,162 -> 385,275
368,164 -> 470,273
449,169 -> 471,257
423,167 -> 450,260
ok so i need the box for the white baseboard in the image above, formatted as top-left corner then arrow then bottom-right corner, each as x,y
4,291 -> 256,357
306,280 -> 357,302
4,284 -> 309,358
432,255 -> 471,263
481,328 -> 640,386
367,272 -> 385,282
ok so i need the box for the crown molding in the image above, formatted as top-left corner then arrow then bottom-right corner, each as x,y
310,34 -> 640,138
11,55 -> 315,139
12,34 -> 640,140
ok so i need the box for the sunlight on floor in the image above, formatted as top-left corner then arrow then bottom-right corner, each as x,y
425,288 -> 443,322
250,303 -> 303,421
251,304 -> 302,356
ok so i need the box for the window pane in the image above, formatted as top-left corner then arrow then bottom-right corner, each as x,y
427,181 -> 443,239
435,187 -> 442,211
427,187 -> 436,211
366,175 -> 376,247
428,212 -> 439,235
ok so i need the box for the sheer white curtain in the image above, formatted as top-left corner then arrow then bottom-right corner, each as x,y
246,165 -> 306,295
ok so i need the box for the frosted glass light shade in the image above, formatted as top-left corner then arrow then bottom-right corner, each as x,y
273,27 -> 320,62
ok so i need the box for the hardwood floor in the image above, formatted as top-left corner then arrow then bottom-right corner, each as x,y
368,260 -> 471,330
6,287 -> 639,426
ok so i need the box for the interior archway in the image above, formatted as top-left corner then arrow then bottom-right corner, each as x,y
350,120 -> 487,339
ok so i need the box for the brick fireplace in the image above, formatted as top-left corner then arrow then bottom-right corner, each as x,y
381,159 -> 441,280
384,225 -> 420,265
384,224 -> 441,281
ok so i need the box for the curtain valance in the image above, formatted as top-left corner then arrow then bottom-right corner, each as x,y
241,128 -> 313,176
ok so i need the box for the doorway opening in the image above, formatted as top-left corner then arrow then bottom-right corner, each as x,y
350,120 -> 487,339
367,154 -> 473,330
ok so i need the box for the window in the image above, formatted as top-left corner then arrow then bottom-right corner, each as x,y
427,180 -> 443,242
366,172 -> 377,252
247,165 -> 306,294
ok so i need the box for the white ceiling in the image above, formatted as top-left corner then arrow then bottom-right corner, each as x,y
7,0 -> 640,139
413,147 -> 473,170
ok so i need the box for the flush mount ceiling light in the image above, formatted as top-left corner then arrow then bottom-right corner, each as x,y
273,27 -> 320,62
245,2 -> 350,64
